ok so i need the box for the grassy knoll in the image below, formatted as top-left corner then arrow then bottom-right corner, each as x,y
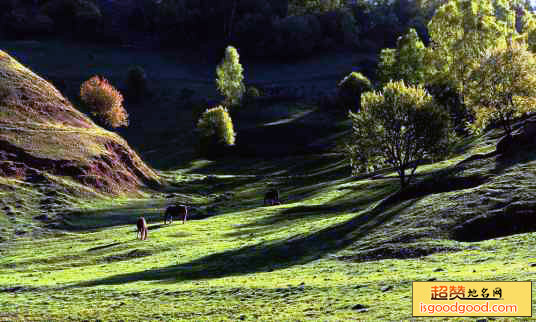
1,143 -> 536,320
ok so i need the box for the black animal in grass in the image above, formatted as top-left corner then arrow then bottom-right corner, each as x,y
264,189 -> 281,206
164,204 -> 188,224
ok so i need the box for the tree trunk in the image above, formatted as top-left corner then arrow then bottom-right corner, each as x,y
399,169 -> 406,188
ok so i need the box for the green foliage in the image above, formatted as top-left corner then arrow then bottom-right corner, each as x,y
378,28 -> 427,85
243,86 -> 262,108
426,0 -> 515,95
467,42 -> 536,135
125,66 -> 147,102
338,72 -> 371,93
349,80 -> 450,187
521,8 -> 536,52
289,0 -> 343,15
378,48 -> 397,83
337,72 -> 371,110
197,106 -> 236,155
80,75 -> 128,128
216,46 -> 246,108
246,86 -> 261,98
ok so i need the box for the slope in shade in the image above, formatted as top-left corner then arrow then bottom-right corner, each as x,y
0,50 -> 161,194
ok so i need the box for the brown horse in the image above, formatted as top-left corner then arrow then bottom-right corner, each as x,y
164,204 -> 188,224
137,216 -> 148,240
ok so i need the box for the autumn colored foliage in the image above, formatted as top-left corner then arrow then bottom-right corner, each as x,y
80,75 -> 129,128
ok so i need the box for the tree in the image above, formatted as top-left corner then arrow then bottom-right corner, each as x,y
197,105 -> 236,157
80,75 -> 128,128
428,0 -> 536,89
348,80 -> 450,188
337,71 -> 371,110
378,28 -> 427,85
467,41 -> 536,136
216,46 -> 245,108
426,0 -> 515,97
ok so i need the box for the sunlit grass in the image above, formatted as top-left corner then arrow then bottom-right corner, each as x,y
1,150 -> 536,320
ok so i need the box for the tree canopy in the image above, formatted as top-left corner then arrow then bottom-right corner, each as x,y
348,80 -> 450,187
216,46 -> 245,108
467,41 -> 536,135
378,28 -> 427,85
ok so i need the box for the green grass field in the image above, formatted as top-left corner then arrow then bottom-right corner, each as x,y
1,148 -> 536,320
0,39 -> 535,321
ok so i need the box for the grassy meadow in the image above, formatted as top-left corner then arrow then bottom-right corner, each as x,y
1,148 -> 536,320
0,39 -> 535,321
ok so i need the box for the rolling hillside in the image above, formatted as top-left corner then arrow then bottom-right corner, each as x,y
0,41 -> 535,320
0,50 -> 162,239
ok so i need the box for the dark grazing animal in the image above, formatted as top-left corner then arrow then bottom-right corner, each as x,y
264,189 -> 280,206
164,204 -> 188,224
137,216 -> 148,240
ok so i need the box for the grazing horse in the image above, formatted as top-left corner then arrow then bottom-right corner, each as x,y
264,189 -> 280,206
164,204 -> 188,224
136,216 -> 148,240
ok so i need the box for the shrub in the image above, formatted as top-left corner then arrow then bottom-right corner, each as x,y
348,80 -> 450,188
377,28 -> 427,85
466,42 -> 536,136
125,66 -> 147,102
246,86 -> 261,99
197,106 -> 236,156
80,75 -> 128,128
337,71 -> 371,110
216,46 -> 245,108
243,86 -> 262,107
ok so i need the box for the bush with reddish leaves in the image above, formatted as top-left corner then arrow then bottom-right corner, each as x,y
80,75 -> 129,128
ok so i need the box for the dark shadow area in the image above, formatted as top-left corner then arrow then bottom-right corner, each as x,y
49,208 -> 210,232
226,188 -> 392,239
99,249 -> 153,264
87,242 -> 121,252
232,109 -> 341,158
0,286 -> 48,293
493,149 -> 536,176
339,244 -> 463,262
452,202 -> 536,242
172,175 -> 262,195
456,151 -> 497,167
225,207 -> 349,239
147,224 -> 166,231
190,153 -> 346,178
392,174 -> 488,203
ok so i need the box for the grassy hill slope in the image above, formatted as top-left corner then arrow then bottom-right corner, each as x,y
0,40 -> 535,320
0,130 -> 535,319
0,50 -> 162,239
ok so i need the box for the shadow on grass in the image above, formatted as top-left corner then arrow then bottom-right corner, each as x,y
64,162 -> 493,288
67,191 -> 418,288
87,242 -> 122,252
225,186 -> 393,239
52,211 -> 165,232
493,149 -> 536,176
